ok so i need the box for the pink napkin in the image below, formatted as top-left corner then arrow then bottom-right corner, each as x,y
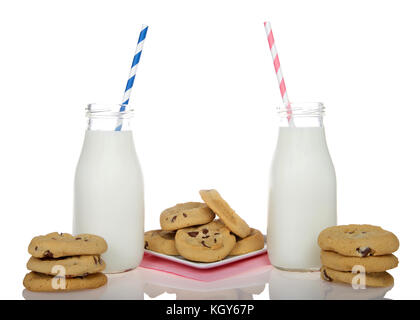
139,252 -> 271,282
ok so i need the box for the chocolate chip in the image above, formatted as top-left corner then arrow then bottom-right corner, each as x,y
43,250 -> 53,258
171,215 -> 177,222
356,247 -> 372,257
35,246 -> 38,251
84,239 -> 88,242
323,269 -> 332,281
202,228 -> 209,234
347,231 -> 354,234
98,257 -> 103,265
202,235 -> 210,239
183,213 -> 187,217
93,256 -> 98,264
75,237 -> 81,240
201,241 -> 210,248
214,239 -> 217,243
188,232 -> 199,237
71,273 -> 88,278
214,232 -> 220,235
144,241 -> 149,249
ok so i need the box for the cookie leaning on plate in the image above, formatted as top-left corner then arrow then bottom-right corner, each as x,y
23,272 -> 107,292
28,232 -> 108,258
321,266 -> 394,288
320,250 -> 398,273
160,202 -> 215,231
175,220 -> 236,262
199,189 -> 250,238
230,228 -> 264,256
318,225 -> 399,257
27,255 -> 105,277
144,230 -> 178,255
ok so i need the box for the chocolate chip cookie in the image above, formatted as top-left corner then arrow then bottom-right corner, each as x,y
28,232 -> 108,258
199,189 -> 250,238
23,271 -> 107,292
230,228 -> 265,256
175,220 -> 236,262
318,225 -> 399,257
27,255 -> 106,277
321,250 -> 398,272
160,202 -> 215,231
321,266 -> 394,288
144,230 -> 178,255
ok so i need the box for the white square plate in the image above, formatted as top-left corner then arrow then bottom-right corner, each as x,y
145,242 -> 267,269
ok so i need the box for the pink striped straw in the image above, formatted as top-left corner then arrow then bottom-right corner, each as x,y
264,21 -> 294,126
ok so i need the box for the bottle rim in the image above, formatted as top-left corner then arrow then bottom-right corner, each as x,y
86,103 -> 134,119
278,102 -> 325,118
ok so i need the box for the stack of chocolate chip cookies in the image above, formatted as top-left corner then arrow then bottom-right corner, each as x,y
23,232 -> 108,292
145,189 -> 265,262
318,225 -> 399,287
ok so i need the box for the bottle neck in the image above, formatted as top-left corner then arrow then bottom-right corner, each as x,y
278,102 -> 325,128
85,103 -> 133,131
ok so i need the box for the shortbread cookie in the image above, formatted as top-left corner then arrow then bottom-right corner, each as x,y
23,272 -> 107,292
318,225 -> 399,257
175,220 -> 236,262
199,189 -> 250,238
320,266 -> 394,287
27,255 -> 106,277
144,230 -> 178,255
321,250 -> 398,272
230,228 -> 265,256
28,232 -> 107,258
160,202 -> 215,231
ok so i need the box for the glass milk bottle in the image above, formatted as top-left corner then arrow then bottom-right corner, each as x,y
267,103 -> 336,271
73,104 -> 144,273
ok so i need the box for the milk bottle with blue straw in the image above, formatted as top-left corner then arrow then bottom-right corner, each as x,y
73,26 -> 148,273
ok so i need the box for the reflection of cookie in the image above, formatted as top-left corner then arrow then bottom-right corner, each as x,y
27,255 -> 106,277
144,230 -> 178,255
230,228 -> 264,256
28,233 -> 108,258
321,266 -> 394,288
199,189 -> 250,238
318,225 -> 399,257
175,220 -> 236,262
160,202 -> 215,231
321,251 -> 398,272
23,272 -> 107,292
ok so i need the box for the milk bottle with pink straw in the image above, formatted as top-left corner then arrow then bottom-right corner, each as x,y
73,26 -> 148,273
264,22 -> 337,271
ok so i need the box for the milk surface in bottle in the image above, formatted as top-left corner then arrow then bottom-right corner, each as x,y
267,103 -> 336,271
73,104 -> 144,273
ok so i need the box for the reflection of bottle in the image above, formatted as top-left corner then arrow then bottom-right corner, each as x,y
268,103 -> 336,271
269,268 -> 325,300
73,104 -> 144,273
268,268 -> 391,300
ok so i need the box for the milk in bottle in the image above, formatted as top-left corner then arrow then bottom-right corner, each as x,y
267,103 -> 336,271
73,104 -> 144,273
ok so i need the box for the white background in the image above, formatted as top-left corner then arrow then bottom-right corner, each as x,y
0,0 -> 419,299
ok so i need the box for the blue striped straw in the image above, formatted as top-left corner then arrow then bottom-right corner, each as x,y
115,25 -> 149,131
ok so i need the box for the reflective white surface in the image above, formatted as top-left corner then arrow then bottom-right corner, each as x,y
23,266 -> 393,300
